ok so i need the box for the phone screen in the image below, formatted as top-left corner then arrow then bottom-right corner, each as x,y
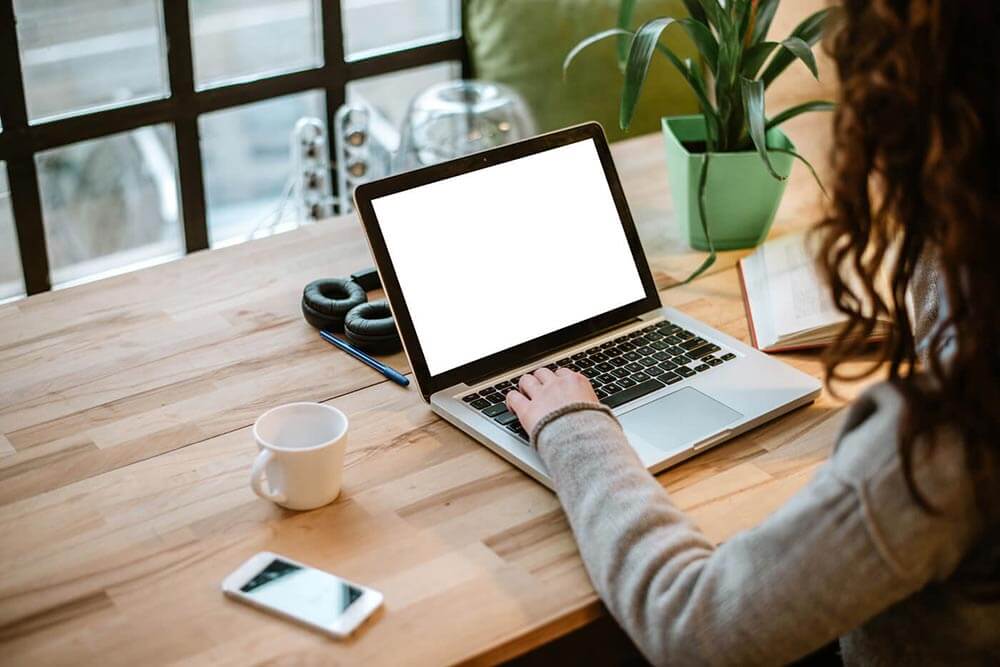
239,557 -> 365,628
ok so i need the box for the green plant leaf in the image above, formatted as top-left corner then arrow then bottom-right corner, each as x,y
573,22 -> 721,134
794,7 -> 833,42
778,36 -> 819,79
716,23 -> 741,79
684,57 -> 719,144
735,0 -> 753,38
683,39 -> 723,285
616,0 -> 637,71
740,77 -> 783,180
765,100 -> 835,130
679,18 -> 718,71
760,8 -> 830,88
621,18 -> 680,129
750,0 -> 780,44
770,147 -> 828,198
685,151 -> 717,283
740,40 -> 778,78
711,0 -> 744,146
681,0 -> 708,26
706,0 -> 743,137
683,67 -> 719,284
652,47 -> 721,138
563,28 -> 633,79
695,0 -> 728,33
714,27 -> 744,148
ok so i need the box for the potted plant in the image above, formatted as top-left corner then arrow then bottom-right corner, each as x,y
566,0 -> 832,279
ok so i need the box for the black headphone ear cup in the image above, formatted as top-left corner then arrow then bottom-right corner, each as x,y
301,278 -> 367,331
301,296 -> 338,330
343,299 -> 401,354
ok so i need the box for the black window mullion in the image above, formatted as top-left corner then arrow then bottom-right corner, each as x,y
6,160 -> 50,296
322,0 -> 348,199
29,100 -> 175,153
344,38 -> 467,81
458,0 -> 473,79
163,0 -> 209,253
196,69 -> 329,114
0,0 -> 51,295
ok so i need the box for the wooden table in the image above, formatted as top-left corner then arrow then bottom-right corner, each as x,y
0,115 -> 871,665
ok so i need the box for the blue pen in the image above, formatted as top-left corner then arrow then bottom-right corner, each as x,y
319,330 -> 410,387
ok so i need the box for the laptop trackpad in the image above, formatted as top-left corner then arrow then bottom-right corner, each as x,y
620,387 -> 742,458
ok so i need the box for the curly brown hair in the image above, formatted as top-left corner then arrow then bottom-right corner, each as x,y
817,0 -> 1000,515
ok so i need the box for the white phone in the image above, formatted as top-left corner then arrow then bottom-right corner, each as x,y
222,551 -> 383,639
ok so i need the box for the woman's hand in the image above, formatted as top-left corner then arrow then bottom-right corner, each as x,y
505,367 -> 599,436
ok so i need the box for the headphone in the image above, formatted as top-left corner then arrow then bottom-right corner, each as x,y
301,274 -> 401,354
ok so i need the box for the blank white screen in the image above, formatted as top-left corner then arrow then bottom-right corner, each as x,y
371,139 -> 646,376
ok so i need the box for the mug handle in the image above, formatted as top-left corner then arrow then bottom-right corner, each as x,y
250,450 -> 288,505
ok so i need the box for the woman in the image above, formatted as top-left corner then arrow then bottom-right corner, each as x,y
504,1 -> 999,664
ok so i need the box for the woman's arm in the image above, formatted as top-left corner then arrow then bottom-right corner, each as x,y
508,371 -> 980,666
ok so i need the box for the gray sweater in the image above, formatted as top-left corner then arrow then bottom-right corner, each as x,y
532,266 -> 998,665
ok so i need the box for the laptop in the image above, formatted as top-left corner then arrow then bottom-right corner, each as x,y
353,123 -> 821,488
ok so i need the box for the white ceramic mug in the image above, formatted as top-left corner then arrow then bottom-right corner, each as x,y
251,402 -> 349,511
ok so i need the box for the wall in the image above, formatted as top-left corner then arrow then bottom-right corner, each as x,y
766,0 -> 838,109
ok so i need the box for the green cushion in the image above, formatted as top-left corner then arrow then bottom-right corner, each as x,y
463,0 -> 700,142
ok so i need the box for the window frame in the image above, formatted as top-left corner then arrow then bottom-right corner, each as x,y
0,0 -> 470,295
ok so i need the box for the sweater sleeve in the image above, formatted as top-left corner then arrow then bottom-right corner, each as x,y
534,385 -> 980,666
908,246 -> 948,366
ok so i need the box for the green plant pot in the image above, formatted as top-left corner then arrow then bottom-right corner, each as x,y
662,115 -> 795,251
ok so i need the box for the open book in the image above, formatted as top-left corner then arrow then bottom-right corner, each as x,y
738,232 -> 892,352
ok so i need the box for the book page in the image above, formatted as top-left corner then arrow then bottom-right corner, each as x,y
763,233 -> 844,339
740,251 -> 778,349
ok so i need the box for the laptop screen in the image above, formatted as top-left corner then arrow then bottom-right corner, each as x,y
369,137 -> 647,376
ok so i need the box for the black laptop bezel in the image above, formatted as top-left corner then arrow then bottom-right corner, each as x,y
353,122 -> 661,400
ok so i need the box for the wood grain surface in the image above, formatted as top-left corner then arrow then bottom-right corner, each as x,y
0,112 -> 872,665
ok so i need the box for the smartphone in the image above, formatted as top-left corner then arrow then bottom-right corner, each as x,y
222,551 -> 383,639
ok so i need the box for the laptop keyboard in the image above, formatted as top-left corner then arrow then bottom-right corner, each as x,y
460,319 -> 737,443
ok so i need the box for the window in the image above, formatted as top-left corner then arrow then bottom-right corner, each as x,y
0,162 -> 25,301
347,61 -> 460,129
36,125 -> 183,287
342,0 -> 460,60
190,0 -> 322,90
201,90 -> 325,247
13,0 -> 169,123
0,0 -> 467,296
